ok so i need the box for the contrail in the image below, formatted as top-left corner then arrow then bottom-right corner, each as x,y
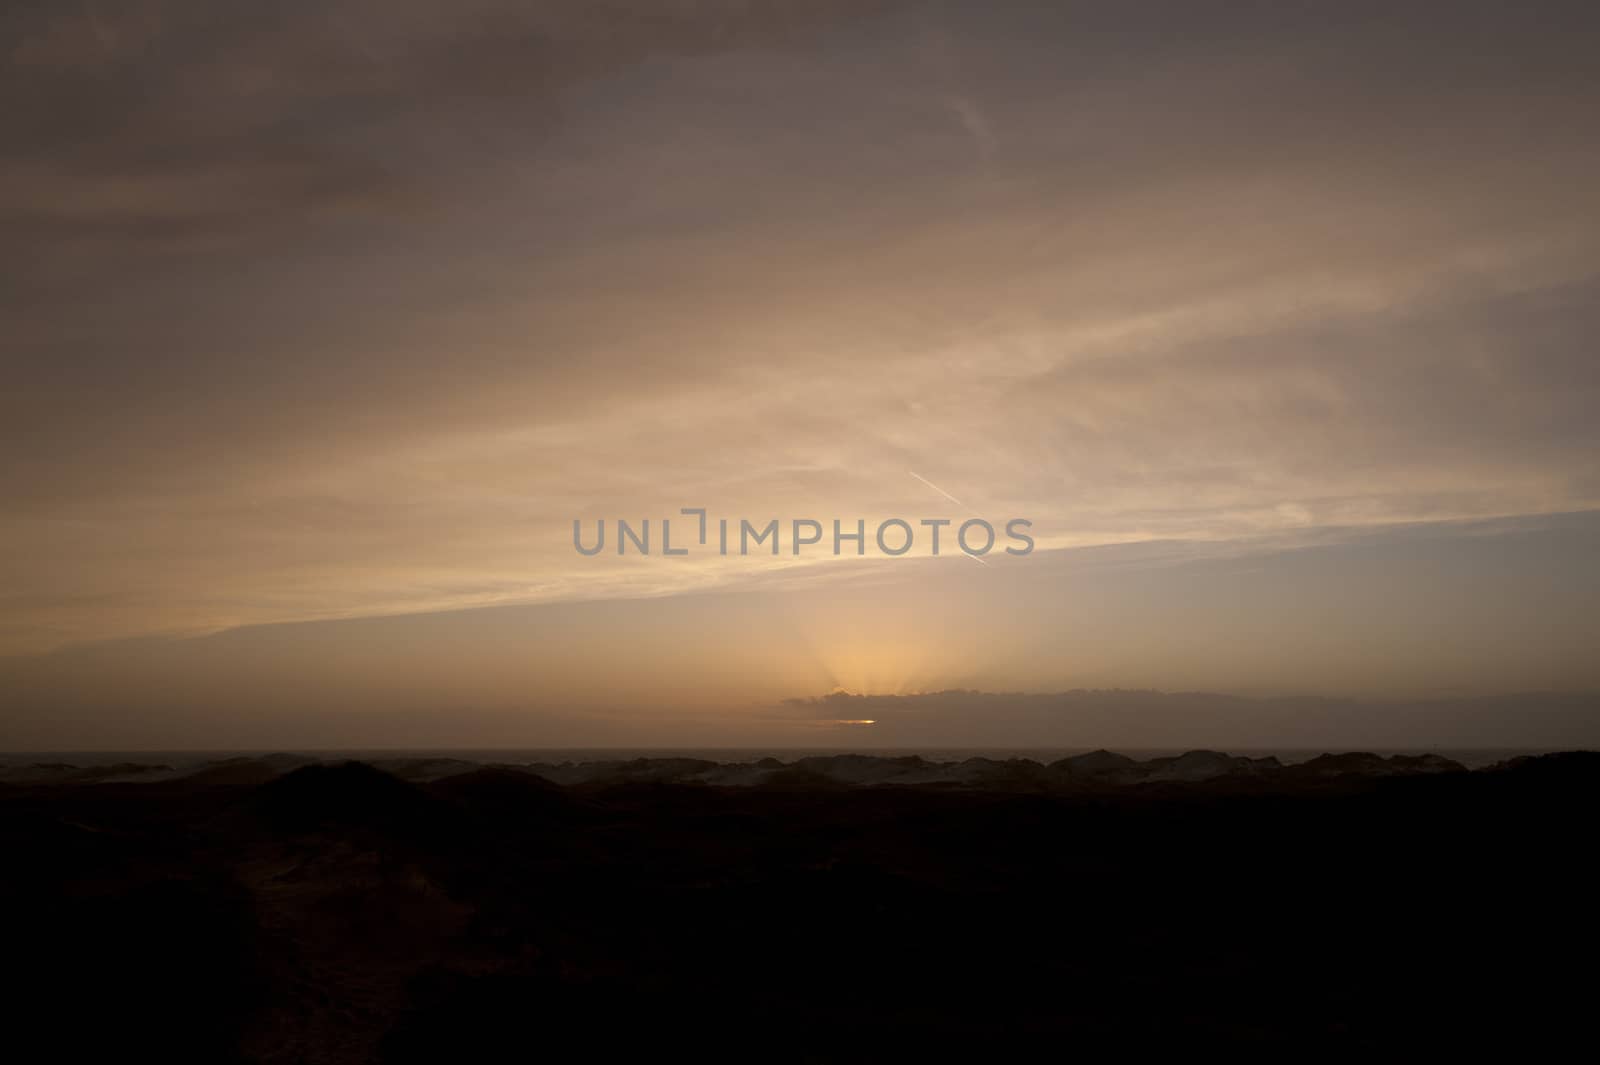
908,471 -> 989,566
908,470 -> 965,508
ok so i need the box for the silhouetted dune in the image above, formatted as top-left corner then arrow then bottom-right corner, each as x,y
754,765 -> 851,791
428,766 -> 595,824
247,761 -> 446,836
429,765 -> 562,799
153,754 -> 319,792
0,760 -> 175,785
1051,747 -> 1138,776
1288,751 -> 1465,777
1493,748 -> 1600,775
367,757 -> 486,783
2,749 -> 1595,1060
0,746 -> 1545,794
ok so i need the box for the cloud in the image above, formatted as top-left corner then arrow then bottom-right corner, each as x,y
777,689 -> 1600,749
942,95 -> 995,162
3,0 -> 1599,656
1,1 -> 908,270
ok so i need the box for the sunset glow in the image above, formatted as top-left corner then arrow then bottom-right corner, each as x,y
2,1 -> 1597,749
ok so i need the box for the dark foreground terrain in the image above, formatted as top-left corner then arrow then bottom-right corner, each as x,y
3,750 -> 1596,1061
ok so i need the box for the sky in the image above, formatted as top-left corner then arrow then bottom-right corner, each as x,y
3,1 -> 1599,748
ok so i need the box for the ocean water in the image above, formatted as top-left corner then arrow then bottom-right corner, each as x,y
0,746 -> 1565,770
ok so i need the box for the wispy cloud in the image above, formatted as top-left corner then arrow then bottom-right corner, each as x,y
3,1 -> 1598,657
